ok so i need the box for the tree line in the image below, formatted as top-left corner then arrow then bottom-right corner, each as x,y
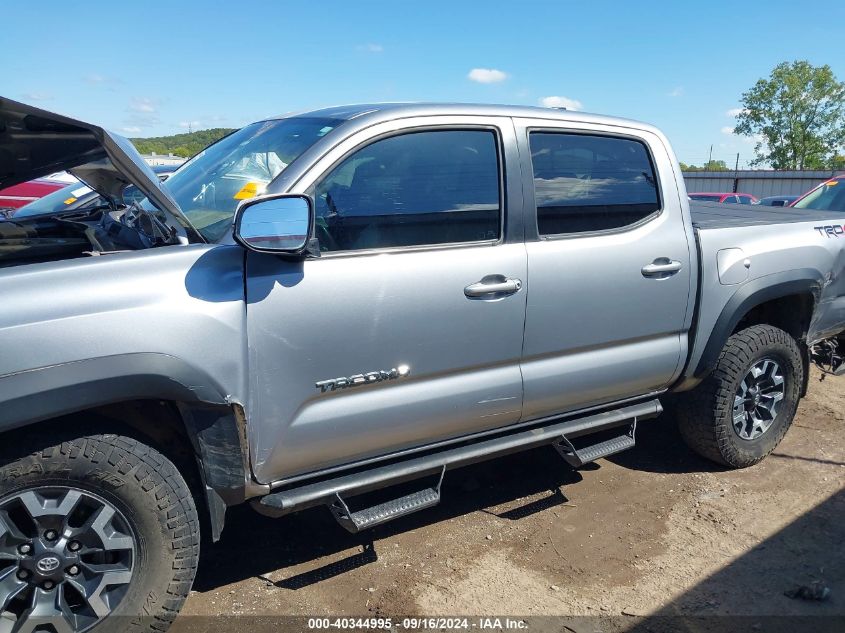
130,128 -> 236,159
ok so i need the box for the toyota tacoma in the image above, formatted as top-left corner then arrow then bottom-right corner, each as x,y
0,97 -> 843,631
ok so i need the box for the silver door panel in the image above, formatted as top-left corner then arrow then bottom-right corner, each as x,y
246,242 -> 527,482
514,119 -> 693,420
521,334 -> 684,419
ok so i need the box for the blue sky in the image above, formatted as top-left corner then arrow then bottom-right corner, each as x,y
3,0 -> 844,166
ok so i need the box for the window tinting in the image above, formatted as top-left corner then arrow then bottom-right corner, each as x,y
530,133 -> 660,235
314,130 -> 500,252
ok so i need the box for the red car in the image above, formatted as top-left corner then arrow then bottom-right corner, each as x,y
689,192 -> 758,204
0,173 -> 74,212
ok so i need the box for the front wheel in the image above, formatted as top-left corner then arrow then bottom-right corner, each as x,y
0,433 -> 199,632
677,324 -> 803,468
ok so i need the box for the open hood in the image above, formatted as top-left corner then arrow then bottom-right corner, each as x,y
0,96 -> 197,236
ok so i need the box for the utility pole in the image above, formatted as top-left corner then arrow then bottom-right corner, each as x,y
707,144 -> 713,169
733,153 -> 740,193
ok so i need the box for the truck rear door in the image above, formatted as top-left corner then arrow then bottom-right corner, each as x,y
513,119 -> 694,420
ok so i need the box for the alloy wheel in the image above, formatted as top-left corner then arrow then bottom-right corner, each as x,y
732,358 -> 785,441
0,487 -> 135,632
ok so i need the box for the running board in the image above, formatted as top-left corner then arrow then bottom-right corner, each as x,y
329,468 -> 446,533
554,420 -> 636,468
255,399 -> 661,529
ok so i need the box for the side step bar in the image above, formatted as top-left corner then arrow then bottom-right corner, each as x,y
256,399 -> 661,531
554,419 -> 636,468
329,468 -> 446,533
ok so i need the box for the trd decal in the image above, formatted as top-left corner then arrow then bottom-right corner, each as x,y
316,365 -> 411,392
814,225 -> 845,237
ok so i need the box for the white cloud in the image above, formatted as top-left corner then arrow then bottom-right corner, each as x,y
726,107 -> 748,117
121,126 -> 142,134
468,68 -> 508,84
179,120 -> 202,129
84,73 -> 121,88
721,126 -> 735,135
21,91 -> 53,101
357,43 -> 383,53
124,111 -> 161,129
130,97 -> 157,113
539,95 -> 583,111
667,86 -> 684,97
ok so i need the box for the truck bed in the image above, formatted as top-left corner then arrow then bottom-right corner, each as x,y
690,201 -> 840,229
687,199 -> 845,373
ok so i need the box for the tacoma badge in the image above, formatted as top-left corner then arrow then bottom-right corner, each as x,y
316,365 -> 410,392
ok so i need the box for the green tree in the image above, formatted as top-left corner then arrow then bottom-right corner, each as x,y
130,128 -> 236,159
680,160 -> 730,172
734,61 -> 845,169
703,159 -> 730,171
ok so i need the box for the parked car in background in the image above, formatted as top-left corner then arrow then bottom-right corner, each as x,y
756,195 -> 799,207
0,172 -> 75,213
8,165 -> 175,219
791,176 -> 845,213
689,192 -> 758,204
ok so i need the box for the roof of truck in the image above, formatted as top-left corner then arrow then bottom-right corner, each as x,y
270,102 -> 660,134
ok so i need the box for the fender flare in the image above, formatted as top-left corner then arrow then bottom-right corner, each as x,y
0,353 -> 262,541
690,269 -> 823,381
0,352 -> 232,428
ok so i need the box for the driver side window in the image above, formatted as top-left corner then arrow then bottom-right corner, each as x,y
313,129 -> 501,252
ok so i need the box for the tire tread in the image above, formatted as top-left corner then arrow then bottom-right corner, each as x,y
0,433 -> 198,632
677,324 -> 802,468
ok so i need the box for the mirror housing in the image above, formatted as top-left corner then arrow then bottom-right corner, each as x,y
233,194 -> 314,255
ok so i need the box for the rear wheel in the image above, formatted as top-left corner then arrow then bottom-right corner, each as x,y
677,324 -> 803,468
0,433 -> 199,632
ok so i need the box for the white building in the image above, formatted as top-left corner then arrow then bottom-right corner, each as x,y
142,152 -> 185,167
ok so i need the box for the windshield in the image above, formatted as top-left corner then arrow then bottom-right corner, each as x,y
793,178 -> 845,212
689,194 -> 719,201
154,117 -> 342,241
12,182 -> 94,218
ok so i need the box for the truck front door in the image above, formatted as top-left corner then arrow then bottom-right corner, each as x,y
245,117 -> 528,484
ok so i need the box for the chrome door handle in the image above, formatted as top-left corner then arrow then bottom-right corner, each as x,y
642,258 -> 683,277
464,275 -> 523,298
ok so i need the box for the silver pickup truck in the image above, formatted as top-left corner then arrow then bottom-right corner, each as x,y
1,97 -> 844,632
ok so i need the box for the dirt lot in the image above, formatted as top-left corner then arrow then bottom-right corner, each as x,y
178,369 -> 844,630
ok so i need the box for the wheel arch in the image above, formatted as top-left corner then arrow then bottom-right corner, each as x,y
677,269 -> 823,390
0,353 -> 263,541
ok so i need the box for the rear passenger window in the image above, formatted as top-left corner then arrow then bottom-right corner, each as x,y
314,130 -> 501,252
529,132 -> 660,235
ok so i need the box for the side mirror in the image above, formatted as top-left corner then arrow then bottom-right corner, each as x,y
233,194 -> 313,255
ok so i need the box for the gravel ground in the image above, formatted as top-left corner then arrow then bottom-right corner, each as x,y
177,369 -> 844,630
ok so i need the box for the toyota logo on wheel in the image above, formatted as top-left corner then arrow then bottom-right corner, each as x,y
36,556 -> 61,573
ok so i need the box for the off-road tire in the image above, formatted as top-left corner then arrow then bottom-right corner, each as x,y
0,432 -> 199,632
677,324 -> 803,468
